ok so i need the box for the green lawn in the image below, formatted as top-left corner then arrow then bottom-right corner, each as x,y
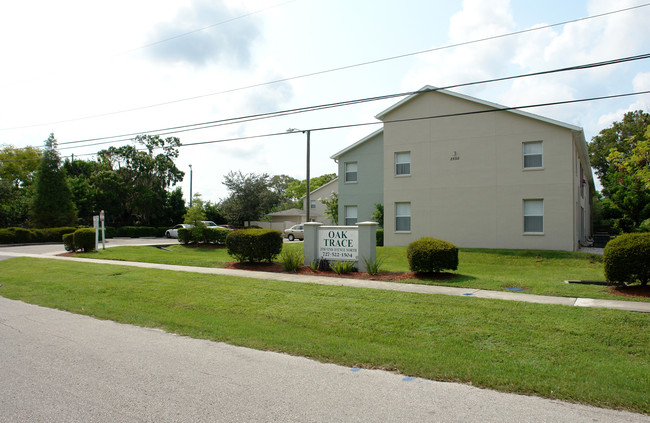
76,244 -> 648,302
0,257 -> 647,413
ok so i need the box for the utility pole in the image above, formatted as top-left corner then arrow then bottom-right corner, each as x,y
305,130 -> 311,222
189,164 -> 193,208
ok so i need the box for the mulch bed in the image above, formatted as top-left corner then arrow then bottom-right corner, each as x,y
223,262 -> 458,282
608,285 -> 650,298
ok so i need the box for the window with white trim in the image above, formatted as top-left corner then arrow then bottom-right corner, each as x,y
523,199 -> 544,233
523,141 -> 543,169
395,152 -> 411,176
310,200 -> 316,209
344,206 -> 357,225
395,202 -> 411,232
345,162 -> 357,183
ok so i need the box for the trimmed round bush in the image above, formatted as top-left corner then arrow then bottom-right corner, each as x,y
604,232 -> 650,286
407,237 -> 459,273
73,228 -> 96,252
62,233 -> 76,252
226,228 -> 283,263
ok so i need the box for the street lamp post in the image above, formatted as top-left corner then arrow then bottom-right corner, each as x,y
189,164 -> 193,208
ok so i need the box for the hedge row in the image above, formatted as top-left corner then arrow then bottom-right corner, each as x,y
0,225 -> 171,244
226,229 -> 283,263
177,227 -> 230,245
0,227 -> 76,244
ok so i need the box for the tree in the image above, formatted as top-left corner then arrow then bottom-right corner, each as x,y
589,110 -> 649,181
0,145 -> 41,227
286,173 -> 336,200
30,134 -> 77,227
221,171 -> 278,226
607,129 -> 650,190
371,203 -> 384,228
322,192 -> 338,225
589,112 -> 650,232
95,135 -> 184,226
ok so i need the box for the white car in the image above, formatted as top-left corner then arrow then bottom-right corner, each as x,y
283,224 -> 304,241
165,224 -> 193,238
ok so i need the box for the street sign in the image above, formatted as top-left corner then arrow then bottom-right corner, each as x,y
100,210 -> 105,222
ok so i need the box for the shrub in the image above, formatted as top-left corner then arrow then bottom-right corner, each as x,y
309,259 -> 321,272
407,237 -> 458,273
281,248 -> 304,272
329,260 -> 356,274
177,228 -> 192,244
73,228 -> 96,252
604,232 -> 650,286
226,229 -> 283,263
63,233 -> 76,252
203,227 -> 229,244
361,255 -> 384,275
115,226 -> 159,238
376,229 -> 384,247
0,227 -> 36,244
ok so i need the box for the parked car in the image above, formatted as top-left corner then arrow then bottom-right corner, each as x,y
218,225 -> 237,231
283,224 -> 304,241
202,221 -> 219,227
165,224 -> 193,238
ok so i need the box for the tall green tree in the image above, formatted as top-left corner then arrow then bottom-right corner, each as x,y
0,145 -> 42,227
96,135 -> 184,226
30,134 -> 77,228
589,111 -> 649,181
589,111 -> 650,232
286,173 -> 336,201
221,171 -> 278,226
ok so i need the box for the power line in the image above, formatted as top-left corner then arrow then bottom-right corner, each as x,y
52,53 -> 650,149
5,89 -> 647,164
3,2 -> 648,131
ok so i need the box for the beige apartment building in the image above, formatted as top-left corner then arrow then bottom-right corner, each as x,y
332,86 -> 595,251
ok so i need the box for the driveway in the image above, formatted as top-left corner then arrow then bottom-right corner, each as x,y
1,297 -> 646,423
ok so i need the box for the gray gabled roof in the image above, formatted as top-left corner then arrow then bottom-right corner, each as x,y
375,85 -> 584,132
330,128 -> 383,160
266,208 -> 306,217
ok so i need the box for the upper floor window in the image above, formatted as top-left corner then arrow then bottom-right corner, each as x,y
345,162 -> 358,183
523,141 -> 543,169
523,199 -> 544,233
310,199 -> 316,209
344,205 -> 358,226
395,152 -> 411,176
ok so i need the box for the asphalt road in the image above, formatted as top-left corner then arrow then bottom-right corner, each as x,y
1,239 -> 648,422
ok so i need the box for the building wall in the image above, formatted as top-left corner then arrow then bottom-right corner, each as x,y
302,179 -> 339,224
378,91 -> 590,250
337,132 -> 384,225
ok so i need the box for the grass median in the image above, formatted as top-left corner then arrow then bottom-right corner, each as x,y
0,257 -> 648,413
75,244 -> 648,302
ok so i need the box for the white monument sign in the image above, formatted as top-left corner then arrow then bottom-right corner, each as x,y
318,228 -> 358,261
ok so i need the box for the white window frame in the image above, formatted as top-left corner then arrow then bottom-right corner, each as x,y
310,199 -> 316,209
523,199 -> 544,234
344,162 -> 358,183
523,141 -> 543,169
395,202 -> 411,232
395,151 -> 411,176
344,205 -> 358,226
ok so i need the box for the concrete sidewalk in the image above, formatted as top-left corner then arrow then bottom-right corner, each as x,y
2,251 -> 649,313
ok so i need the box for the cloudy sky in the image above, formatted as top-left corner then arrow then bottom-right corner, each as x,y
1,0 -> 649,202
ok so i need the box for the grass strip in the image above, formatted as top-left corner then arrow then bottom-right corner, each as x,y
0,257 -> 648,413
77,244 -> 647,302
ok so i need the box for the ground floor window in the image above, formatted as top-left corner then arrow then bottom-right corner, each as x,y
395,202 -> 411,232
345,205 -> 357,225
524,199 -> 544,233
